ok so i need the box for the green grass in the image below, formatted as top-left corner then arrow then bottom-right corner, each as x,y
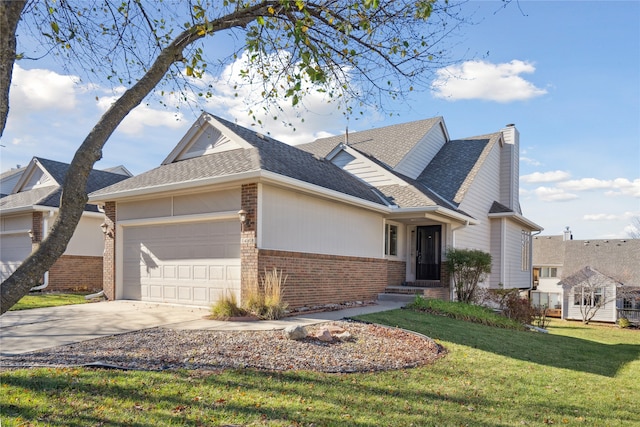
9,293 -> 88,311
2,310 -> 639,426
407,296 -> 527,330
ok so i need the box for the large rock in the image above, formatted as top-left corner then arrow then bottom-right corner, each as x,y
315,328 -> 334,342
283,325 -> 308,340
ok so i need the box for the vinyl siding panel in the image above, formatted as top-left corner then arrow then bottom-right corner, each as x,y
65,216 -> 105,257
503,220 -> 531,289
455,143 -> 501,252
260,185 -> 383,258
332,151 -> 402,187
564,283 -> 618,322
395,124 -> 448,179
117,189 -> 241,221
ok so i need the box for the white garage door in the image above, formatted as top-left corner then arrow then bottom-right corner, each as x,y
122,220 -> 241,306
0,233 -> 32,282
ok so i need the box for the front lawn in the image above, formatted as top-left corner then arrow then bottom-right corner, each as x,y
1,309 -> 639,426
9,292 -> 88,311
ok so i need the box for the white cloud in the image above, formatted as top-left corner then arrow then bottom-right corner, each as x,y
9,64 -> 79,113
181,51 -> 367,144
533,186 -> 578,202
431,60 -> 547,102
559,178 -> 640,197
521,170 -> 571,183
583,211 -> 637,221
96,94 -> 187,135
520,156 -> 541,166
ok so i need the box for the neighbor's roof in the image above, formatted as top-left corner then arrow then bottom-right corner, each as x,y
562,239 -> 640,285
0,157 -> 130,212
533,235 -> 566,266
90,115 -> 387,206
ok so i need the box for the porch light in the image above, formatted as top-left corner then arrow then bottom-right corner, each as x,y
238,209 -> 247,224
28,229 -> 34,241
100,222 -> 114,237
238,209 -> 251,231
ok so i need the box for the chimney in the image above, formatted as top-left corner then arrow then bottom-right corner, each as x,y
563,226 -> 573,241
500,124 -> 520,211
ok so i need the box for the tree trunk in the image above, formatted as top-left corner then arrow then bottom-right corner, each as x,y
0,4 -> 273,314
0,31 -> 199,314
0,0 -> 26,137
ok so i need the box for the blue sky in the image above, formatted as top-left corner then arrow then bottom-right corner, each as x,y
2,1 -> 639,239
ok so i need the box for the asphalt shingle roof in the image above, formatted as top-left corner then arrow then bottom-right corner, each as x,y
91,115 -> 385,206
298,117 -> 442,168
0,157 -> 130,211
417,133 -> 501,205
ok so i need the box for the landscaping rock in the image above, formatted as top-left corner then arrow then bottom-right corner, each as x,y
283,325 -> 308,340
316,328 -> 334,342
334,331 -> 352,340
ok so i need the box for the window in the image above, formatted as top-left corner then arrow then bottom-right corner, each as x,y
622,297 -> 640,310
521,230 -> 531,271
574,287 -> 605,307
540,267 -> 558,278
385,224 -> 398,256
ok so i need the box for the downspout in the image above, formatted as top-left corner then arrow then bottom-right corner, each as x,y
527,230 -> 542,292
30,211 -> 54,291
449,220 -> 470,300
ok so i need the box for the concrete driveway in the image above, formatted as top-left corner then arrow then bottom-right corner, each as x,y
0,299 -> 406,356
0,301 -> 210,356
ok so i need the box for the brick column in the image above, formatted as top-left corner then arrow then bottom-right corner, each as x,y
102,202 -> 117,300
31,211 -> 43,250
240,184 -> 258,303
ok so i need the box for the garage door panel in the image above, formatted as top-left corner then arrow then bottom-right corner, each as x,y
123,220 -> 240,306
0,234 -> 32,282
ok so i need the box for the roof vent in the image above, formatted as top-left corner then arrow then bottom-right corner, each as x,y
506,123 -> 515,127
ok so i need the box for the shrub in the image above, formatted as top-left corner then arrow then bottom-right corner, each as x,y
210,291 -> 248,320
446,248 -> 492,304
244,267 -> 289,320
532,305 -> 551,329
480,288 -> 536,326
618,317 -> 631,329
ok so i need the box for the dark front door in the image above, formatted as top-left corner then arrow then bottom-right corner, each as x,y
416,225 -> 441,280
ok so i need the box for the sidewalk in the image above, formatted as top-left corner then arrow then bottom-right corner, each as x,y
169,300 -> 407,331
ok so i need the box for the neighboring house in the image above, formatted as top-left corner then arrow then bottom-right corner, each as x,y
0,165 -> 26,198
0,157 -> 131,291
532,230 -> 640,323
89,113 -> 541,309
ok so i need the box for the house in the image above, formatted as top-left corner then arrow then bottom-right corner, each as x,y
88,113 -> 541,309
532,230 -> 640,323
0,157 -> 131,291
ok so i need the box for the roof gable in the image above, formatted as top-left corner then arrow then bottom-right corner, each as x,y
162,113 -> 253,164
559,266 -> 621,289
299,117 -> 445,170
0,157 -> 131,212
14,158 -> 62,193
91,114 -> 386,207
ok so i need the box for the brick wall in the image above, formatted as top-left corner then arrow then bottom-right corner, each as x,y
257,249 -> 388,309
48,255 -> 103,292
240,184 -> 259,299
31,211 -> 43,251
102,201 -> 116,299
387,260 -> 406,286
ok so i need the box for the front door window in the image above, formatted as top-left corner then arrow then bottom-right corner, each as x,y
416,225 -> 441,280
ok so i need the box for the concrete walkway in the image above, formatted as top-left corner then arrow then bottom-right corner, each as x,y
0,300 -> 406,356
